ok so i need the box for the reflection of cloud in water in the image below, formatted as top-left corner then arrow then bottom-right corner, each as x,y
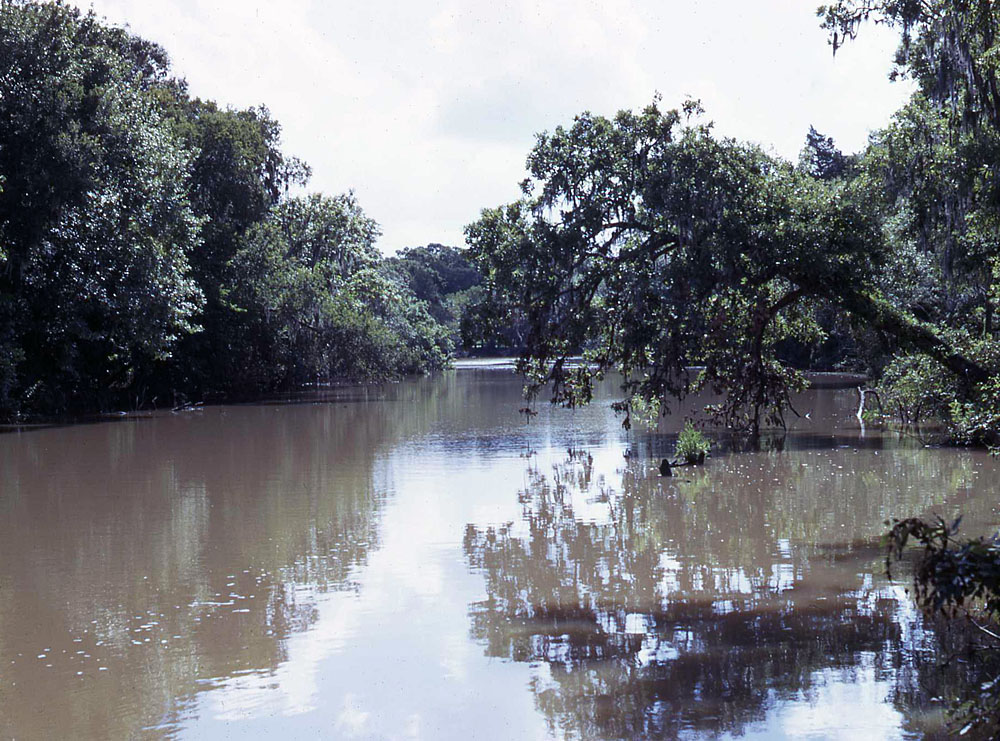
201,472 -> 454,721
335,694 -> 371,737
183,453 -> 552,739
738,663 -> 902,741
205,589 -> 362,719
464,446 -> 996,739
3,372 -> 998,739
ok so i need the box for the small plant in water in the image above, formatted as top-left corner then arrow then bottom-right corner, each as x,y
675,420 -> 710,464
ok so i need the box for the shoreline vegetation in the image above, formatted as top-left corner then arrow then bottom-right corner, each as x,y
4,1 -> 1000,731
0,2 -> 480,423
3,1 -> 998,451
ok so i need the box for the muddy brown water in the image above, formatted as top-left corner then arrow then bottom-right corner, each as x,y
0,363 -> 997,739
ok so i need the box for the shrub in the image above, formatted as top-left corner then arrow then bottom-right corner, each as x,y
675,421 -> 711,464
886,517 -> 1000,737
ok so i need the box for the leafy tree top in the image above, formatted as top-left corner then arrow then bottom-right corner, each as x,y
465,99 -> 986,432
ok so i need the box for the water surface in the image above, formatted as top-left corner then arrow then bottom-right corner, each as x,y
0,367 -> 997,739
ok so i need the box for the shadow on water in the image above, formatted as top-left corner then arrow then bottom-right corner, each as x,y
0,376 -> 440,436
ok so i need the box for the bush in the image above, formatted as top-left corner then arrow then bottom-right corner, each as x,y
878,353 -> 959,425
675,421 -> 711,464
886,517 -> 1000,737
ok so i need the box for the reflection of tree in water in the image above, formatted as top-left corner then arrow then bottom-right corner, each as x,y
0,378 -> 461,739
465,447 -> 995,739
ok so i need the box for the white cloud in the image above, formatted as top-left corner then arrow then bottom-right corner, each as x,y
74,0 -> 913,253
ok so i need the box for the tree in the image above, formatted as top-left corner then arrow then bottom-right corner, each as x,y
822,4 -> 1000,732
163,99 -> 310,393
464,100 -> 985,433
820,1 -> 1000,131
386,243 -> 483,350
0,1 -> 453,418
798,125 -> 850,180
0,0 -> 202,415
820,1 -> 1000,444
225,193 -> 450,389
387,244 -> 480,308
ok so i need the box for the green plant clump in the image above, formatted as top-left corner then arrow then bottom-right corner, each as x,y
886,517 -> 1000,736
675,421 -> 711,464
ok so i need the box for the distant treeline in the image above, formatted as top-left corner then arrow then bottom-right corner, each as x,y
0,1 -> 488,418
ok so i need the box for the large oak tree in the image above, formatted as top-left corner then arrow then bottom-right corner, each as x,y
465,100 -> 985,433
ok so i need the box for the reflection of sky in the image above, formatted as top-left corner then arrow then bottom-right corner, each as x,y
182,451 -> 551,739
727,663 -> 905,741
164,378 -> 992,739
5,375 -> 996,739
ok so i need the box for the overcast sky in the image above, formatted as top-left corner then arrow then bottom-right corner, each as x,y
73,0 -> 913,254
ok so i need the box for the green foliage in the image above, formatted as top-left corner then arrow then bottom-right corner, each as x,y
950,369 -> 1000,446
874,337 -> 1000,442
225,194 -> 450,388
798,125 -> 851,180
821,1 -> 1000,135
162,99 -> 312,393
828,4 -> 1000,447
387,244 -> 480,308
878,352 -> 960,424
0,1 -> 453,417
385,244 -> 482,349
0,0 -> 203,415
462,98 -> 976,434
836,6 -> 1000,733
886,517 -> 1000,615
675,421 -> 711,464
886,517 -> 1000,737
626,393 -> 661,431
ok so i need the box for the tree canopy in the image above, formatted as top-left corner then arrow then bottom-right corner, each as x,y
818,0 -> 1000,443
464,99 -> 990,434
0,0 -> 452,418
0,0 -> 202,412
385,243 -> 482,350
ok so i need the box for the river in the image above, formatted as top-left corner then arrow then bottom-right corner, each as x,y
0,363 -> 997,739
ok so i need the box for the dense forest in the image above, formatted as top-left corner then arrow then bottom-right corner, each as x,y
0,0 -> 485,419
6,0 -> 998,448
4,0 -> 1000,733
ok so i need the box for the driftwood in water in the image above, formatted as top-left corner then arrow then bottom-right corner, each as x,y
659,453 -> 706,476
171,401 -> 204,412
